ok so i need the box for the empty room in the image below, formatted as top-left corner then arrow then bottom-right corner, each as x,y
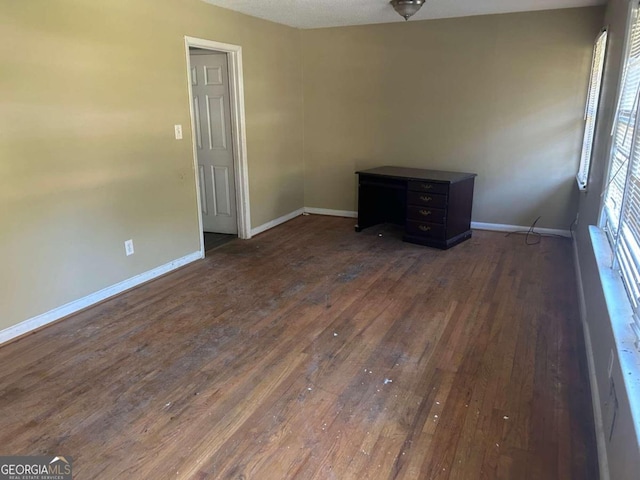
1,0 -> 639,479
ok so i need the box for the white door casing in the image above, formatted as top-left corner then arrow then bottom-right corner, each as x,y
184,36 -> 251,247
190,51 -> 238,234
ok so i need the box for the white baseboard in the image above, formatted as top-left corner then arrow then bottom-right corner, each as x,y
1,214 -> 572,345
298,213 -> 571,237
251,208 -> 304,237
471,221 -> 571,238
0,251 -> 203,346
304,207 -> 358,218
572,237 -> 610,480
250,207 -> 355,238
262,209 -> 571,239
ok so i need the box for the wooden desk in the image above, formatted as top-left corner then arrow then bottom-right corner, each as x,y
355,166 -> 477,250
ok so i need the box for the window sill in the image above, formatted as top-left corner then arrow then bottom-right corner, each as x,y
589,225 -> 640,445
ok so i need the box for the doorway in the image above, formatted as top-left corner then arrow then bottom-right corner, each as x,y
184,37 -> 252,256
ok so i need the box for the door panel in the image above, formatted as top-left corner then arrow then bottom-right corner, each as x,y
190,51 -> 237,234
194,95 -> 203,149
213,166 -> 232,216
205,66 -> 223,85
198,165 -> 207,215
206,95 -> 227,150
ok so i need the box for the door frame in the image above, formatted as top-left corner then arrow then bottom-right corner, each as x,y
184,36 -> 252,241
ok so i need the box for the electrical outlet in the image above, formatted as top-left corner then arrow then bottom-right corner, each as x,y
174,124 -> 183,140
124,239 -> 135,256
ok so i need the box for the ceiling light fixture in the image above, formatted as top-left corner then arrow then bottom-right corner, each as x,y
390,0 -> 425,21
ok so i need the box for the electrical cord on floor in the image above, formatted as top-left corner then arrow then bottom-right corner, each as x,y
505,216 -> 543,245
505,216 -> 569,245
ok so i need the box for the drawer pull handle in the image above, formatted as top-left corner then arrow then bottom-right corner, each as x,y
421,184 -> 433,190
419,210 -> 432,216
420,196 -> 432,202
419,225 -> 431,232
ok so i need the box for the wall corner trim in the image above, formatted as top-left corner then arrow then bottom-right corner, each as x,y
250,207 -> 357,238
0,251 -> 204,347
304,207 -> 358,218
251,208 -> 305,237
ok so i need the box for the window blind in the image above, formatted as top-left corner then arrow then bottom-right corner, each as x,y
603,1 -> 640,347
577,30 -> 607,191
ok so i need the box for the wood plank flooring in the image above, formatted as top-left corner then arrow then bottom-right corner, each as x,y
0,216 -> 597,479
204,233 -> 236,252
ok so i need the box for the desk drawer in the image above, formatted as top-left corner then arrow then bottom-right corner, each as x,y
406,220 -> 446,239
407,191 -> 447,208
408,181 -> 449,195
407,206 -> 446,224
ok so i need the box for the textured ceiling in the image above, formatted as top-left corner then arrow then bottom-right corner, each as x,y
200,0 -> 606,29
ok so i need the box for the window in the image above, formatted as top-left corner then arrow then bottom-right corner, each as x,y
576,29 -> 607,191
603,1 -> 640,346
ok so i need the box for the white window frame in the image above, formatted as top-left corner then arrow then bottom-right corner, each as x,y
601,0 -> 640,349
576,29 -> 608,191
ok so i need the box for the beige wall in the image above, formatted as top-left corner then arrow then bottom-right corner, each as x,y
0,3 -> 605,335
0,0 -> 304,330
302,8 -> 604,230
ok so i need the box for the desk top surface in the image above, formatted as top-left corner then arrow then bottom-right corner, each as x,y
356,166 -> 477,183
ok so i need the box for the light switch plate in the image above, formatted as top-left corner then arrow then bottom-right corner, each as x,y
174,124 -> 183,140
124,239 -> 135,256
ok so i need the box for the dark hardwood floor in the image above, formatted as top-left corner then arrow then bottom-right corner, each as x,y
0,216 -> 597,479
204,232 -> 235,253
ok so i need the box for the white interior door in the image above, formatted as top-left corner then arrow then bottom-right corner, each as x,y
190,51 -> 238,234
